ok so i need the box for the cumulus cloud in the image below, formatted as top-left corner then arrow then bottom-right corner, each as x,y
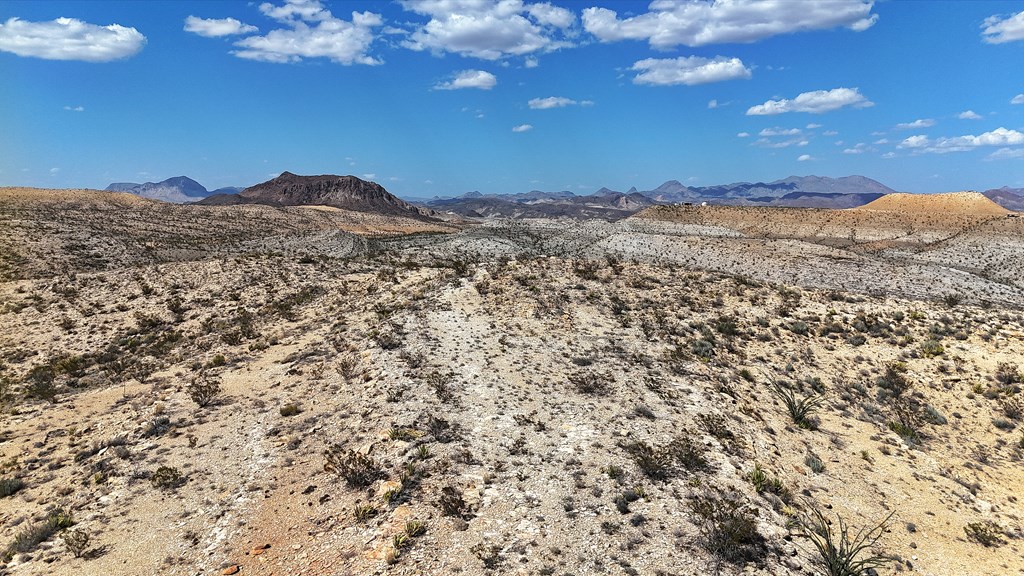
400,0 -> 576,60
842,143 -> 873,154
707,99 -> 718,109
759,127 -> 801,137
982,10 -> 1024,44
894,118 -> 935,130
63,105 -> 84,112
797,154 -> 813,162
433,69 -> 497,90
746,87 -> 873,115
1012,94 -> 1024,104
228,1 -> 383,65
184,16 -> 258,37
736,132 -> 750,138
583,0 -> 876,49
0,17 -> 145,62
898,127 -> 1024,153
512,124 -> 533,132
528,96 -> 577,109
958,110 -> 982,120
806,123 -> 822,129
631,56 -> 750,86
989,147 -> 1024,160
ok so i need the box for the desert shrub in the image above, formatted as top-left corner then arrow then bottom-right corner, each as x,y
1001,396 -> 1024,420
23,365 -> 57,402
187,376 -> 221,407
3,508 -> 74,561
323,445 -> 381,487
353,503 -> 378,522
747,463 -> 790,501
964,521 -> 1004,547
151,466 -> 185,490
805,453 -> 826,474
800,505 -> 893,576
437,485 -> 469,518
425,371 -> 457,404
689,492 -> 768,565
790,321 -> 810,335
919,339 -> 944,358
941,293 -> 963,307
61,528 -> 90,557
569,371 -> 612,395
0,477 -> 25,498
627,433 -> 708,480
877,362 -> 912,399
771,381 -> 823,429
279,403 -> 301,417
995,363 -> 1021,387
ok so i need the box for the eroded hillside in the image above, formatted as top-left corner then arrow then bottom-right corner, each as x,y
0,191 -> 1023,576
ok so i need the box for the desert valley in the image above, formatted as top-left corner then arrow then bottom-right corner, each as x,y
1,173 -> 1023,576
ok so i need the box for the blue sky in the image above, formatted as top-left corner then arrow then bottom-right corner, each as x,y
1,0 -> 1023,198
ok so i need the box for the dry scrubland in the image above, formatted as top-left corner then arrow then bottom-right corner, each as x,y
0,188 -> 1023,576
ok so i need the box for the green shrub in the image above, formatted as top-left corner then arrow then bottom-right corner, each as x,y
771,381 -> 823,429
0,477 -> 25,498
964,521 -> 1004,547
151,466 -> 185,490
3,508 -> 74,561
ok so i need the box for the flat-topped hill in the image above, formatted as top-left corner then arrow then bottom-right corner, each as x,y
860,191 -> 1010,215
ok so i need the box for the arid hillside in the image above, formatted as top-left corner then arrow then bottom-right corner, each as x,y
0,190 -> 1023,576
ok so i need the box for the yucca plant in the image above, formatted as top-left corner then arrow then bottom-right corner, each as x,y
772,381 -> 824,429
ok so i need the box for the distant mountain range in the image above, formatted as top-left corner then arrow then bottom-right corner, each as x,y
982,187 -> 1024,211
422,175 -> 899,218
105,176 -> 240,203
105,174 -> 1023,217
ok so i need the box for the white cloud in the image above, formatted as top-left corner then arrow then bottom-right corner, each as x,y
184,16 -> 258,37
746,87 -> 873,115
736,132 -> 750,138
231,1 -> 383,65
874,138 -> 889,144
362,173 -> 376,179
512,124 -> 533,132
894,118 -> 935,130
759,127 -> 801,137
823,130 -> 838,136
529,96 -> 577,109
0,17 -> 145,62
989,147 -> 1024,160
843,143 -> 872,154
631,56 -> 751,86
63,105 -> 84,112
583,0 -> 876,49
982,10 -> 1024,44
1012,94 -> 1024,104
806,123 -> 822,129
524,57 -> 539,68
899,127 -> 1024,153
434,69 -> 497,90
797,154 -> 813,162
753,137 -> 808,149
400,0 -> 575,60
881,152 -> 896,159
958,110 -> 982,120
707,99 -> 718,109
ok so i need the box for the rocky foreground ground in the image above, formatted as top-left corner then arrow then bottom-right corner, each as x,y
1,189 -> 1023,576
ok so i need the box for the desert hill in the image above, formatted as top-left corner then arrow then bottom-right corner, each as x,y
1,189 -> 1023,576
218,172 -> 436,220
861,191 -> 1010,215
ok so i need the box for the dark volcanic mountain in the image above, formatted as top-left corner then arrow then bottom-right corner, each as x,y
201,172 -> 434,219
106,176 -> 211,203
983,187 -> 1024,211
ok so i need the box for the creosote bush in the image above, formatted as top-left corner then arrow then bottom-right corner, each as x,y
151,466 -> 185,490
688,491 -> 768,565
3,508 -> 74,561
323,445 -> 381,487
187,375 -> 221,407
